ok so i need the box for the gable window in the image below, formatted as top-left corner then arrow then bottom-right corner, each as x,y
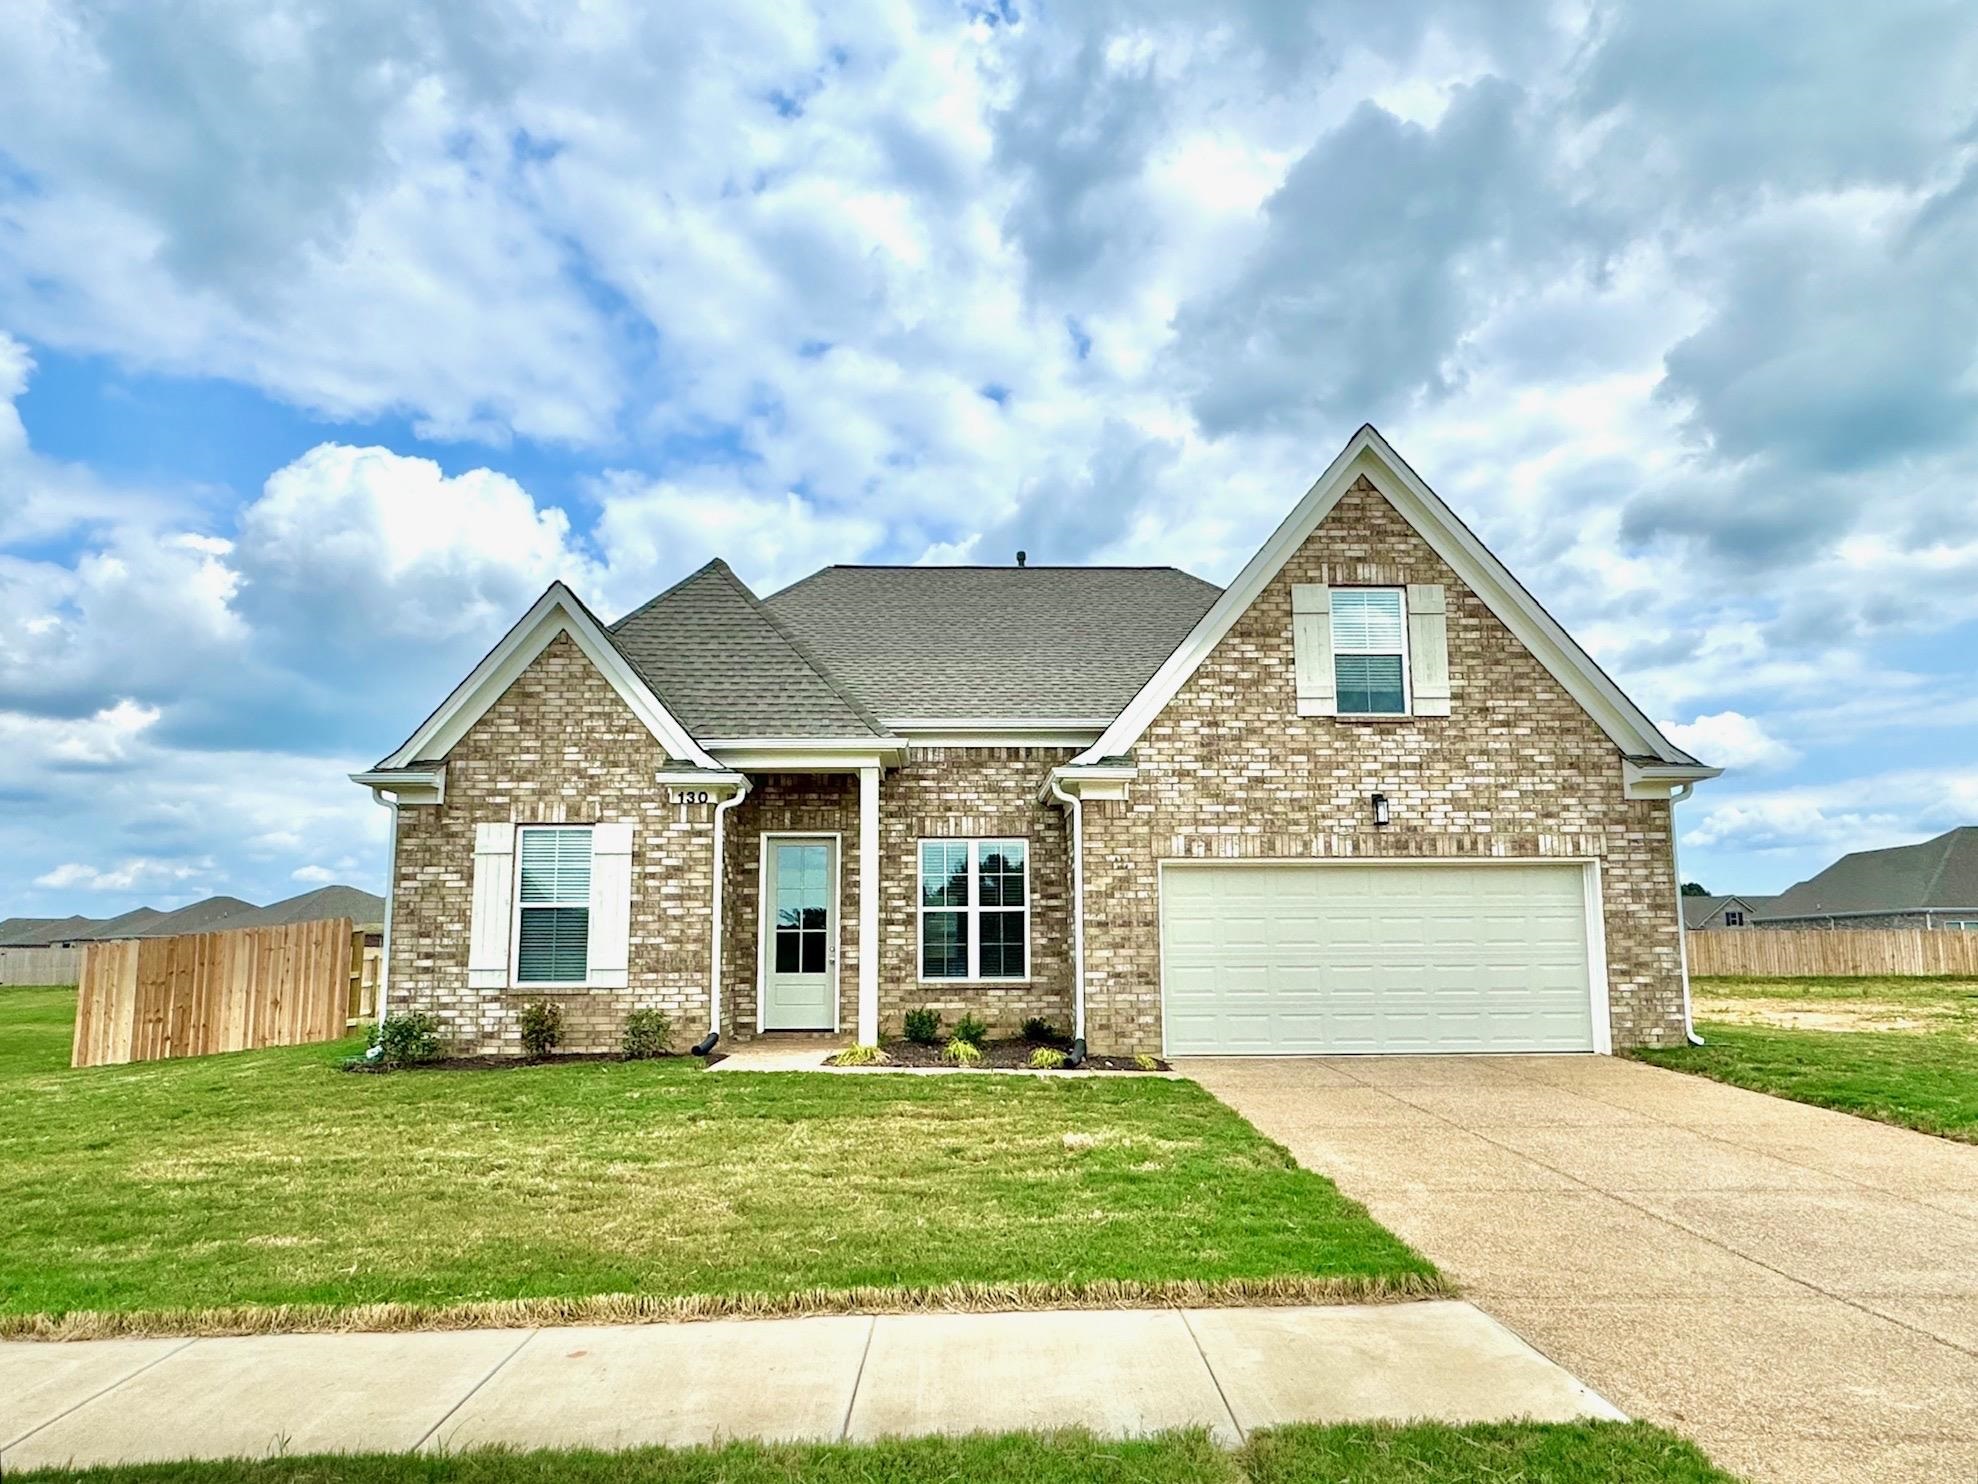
919,838 -> 1028,980
1723,910 -> 1745,927
515,825 -> 593,984
1330,588 -> 1410,715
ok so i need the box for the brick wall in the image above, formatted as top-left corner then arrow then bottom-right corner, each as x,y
387,632 -> 718,1055
1079,475 -> 1687,1056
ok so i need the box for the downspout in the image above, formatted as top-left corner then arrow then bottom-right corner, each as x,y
1047,774 -> 1088,1065
368,790 -> 399,1025
698,776 -> 751,1056
1668,782 -> 1703,1045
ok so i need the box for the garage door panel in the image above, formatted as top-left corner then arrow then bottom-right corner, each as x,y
1161,863 -> 1596,1055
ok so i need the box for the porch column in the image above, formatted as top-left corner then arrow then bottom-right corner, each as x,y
857,764 -> 880,1044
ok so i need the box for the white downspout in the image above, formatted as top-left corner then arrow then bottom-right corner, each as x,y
708,777 -> 752,1044
1048,775 -> 1086,1042
1668,782 -> 1702,1045
369,790 -> 399,1024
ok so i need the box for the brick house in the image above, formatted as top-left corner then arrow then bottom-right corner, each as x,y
354,426 -> 1719,1058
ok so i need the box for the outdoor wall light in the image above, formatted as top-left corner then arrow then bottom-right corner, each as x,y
1371,792 -> 1390,827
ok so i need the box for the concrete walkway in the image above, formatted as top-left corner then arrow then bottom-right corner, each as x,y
1184,1054 -> 1978,1484
0,1302 -> 1615,1470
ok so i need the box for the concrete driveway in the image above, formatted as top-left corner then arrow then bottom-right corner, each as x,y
1184,1054 -> 1978,1484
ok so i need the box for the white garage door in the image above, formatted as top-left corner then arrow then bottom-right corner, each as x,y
1161,863 -> 1598,1055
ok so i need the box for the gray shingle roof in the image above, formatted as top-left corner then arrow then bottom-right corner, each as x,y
0,916 -> 80,946
609,561 -> 888,740
1762,827 -> 1978,919
133,896 -> 259,937
760,565 -> 1222,721
1682,894 -> 1776,929
220,886 -> 384,930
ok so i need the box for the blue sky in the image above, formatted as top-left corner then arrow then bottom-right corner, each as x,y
2,0 -> 1976,916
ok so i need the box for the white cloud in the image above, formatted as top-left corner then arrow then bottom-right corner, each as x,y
36,857 -> 217,893
292,864 -> 337,884
1682,767 -> 1978,855
1661,711 -> 1799,773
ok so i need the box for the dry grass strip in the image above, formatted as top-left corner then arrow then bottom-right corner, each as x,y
1,1272 -> 1453,1342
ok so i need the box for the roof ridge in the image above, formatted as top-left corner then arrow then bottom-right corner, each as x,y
709,563 -> 894,738
607,558 -> 728,634
1918,826 -> 1966,907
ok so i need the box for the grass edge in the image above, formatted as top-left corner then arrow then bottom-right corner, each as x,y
0,1272 -> 1454,1342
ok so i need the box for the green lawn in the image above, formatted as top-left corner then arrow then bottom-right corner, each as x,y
0,986 -> 1436,1336
1635,976 -> 1978,1142
5,1423 -> 1738,1484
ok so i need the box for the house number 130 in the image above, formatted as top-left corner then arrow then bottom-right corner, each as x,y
670,789 -> 712,805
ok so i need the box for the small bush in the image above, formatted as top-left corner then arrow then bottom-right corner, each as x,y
1020,1016 -> 1065,1045
368,1012 -> 443,1068
941,1039 -> 983,1066
518,999 -> 563,1059
951,1012 -> 989,1048
903,1006 -> 942,1045
834,1043 -> 892,1066
1028,1046 -> 1067,1070
621,1008 -> 673,1060
1133,1054 -> 1160,1072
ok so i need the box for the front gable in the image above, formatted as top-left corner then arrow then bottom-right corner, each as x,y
372,582 -> 719,773
1078,427 -> 1715,794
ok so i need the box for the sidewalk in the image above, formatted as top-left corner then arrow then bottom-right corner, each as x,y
0,1301 -> 1619,1469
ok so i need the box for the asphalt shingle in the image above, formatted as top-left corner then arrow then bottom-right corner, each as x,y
1761,827 -> 1978,918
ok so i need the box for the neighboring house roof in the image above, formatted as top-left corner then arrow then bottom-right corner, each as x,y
1761,827 -> 1978,919
133,896 -> 259,937
761,565 -> 1222,722
85,906 -> 166,939
1682,894 -> 1776,929
1075,425 -> 1713,778
0,915 -> 92,946
217,886 -> 385,930
610,560 -> 889,739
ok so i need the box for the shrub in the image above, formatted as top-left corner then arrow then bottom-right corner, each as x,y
903,1006 -> 942,1045
518,999 -> 563,1059
1133,1054 -> 1160,1072
621,1008 -> 673,1060
834,1043 -> 892,1066
368,1012 -> 443,1068
941,1039 -> 983,1066
1028,1046 -> 1067,1070
1020,1016 -> 1065,1045
951,1012 -> 989,1048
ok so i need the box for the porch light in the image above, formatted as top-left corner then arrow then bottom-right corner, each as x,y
1371,793 -> 1390,827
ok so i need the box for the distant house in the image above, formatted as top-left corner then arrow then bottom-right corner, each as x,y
0,887 -> 384,946
1683,894 -> 1776,931
1758,827 -> 1978,930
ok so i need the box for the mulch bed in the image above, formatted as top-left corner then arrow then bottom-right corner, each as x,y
855,1038 -> 1168,1072
345,1051 -> 696,1073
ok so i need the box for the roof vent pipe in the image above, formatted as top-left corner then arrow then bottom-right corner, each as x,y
1016,550 -> 1027,567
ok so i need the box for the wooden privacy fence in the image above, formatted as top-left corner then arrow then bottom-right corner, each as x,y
72,917 -> 356,1068
0,944 -> 81,986
1689,927 -> 1978,978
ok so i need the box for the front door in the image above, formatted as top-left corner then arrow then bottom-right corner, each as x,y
762,837 -> 838,1030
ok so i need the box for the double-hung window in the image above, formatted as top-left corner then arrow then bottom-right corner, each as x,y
1330,588 -> 1409,715
919,838 -> 1028,980
515,825 -> 593,985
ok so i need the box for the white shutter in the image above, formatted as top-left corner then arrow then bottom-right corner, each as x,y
1291,583 -> 1335,716
468,823 -> 515,989
586,821 -> 634,989
1408,583 -> 1451,716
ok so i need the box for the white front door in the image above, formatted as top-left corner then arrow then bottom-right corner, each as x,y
1160,862 -> 1598,1055
762,837 -> 838,1030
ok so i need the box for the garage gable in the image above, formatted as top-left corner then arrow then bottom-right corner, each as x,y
1077,426 -> 1712,786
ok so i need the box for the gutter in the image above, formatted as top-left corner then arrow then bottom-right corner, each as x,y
701,774 -> 752,1053
1046,773 -> 1088,1054
1668,782 -> 1703,1045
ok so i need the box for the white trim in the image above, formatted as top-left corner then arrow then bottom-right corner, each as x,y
756,831 -> 843,1033
710,742 -> 907,772
378,583 -> 719,771
1669,783 -> 1702,1045
884,718 -> 1110,749
1078,426 -> 1707,773
1038,763 -> 1138,803
1624,759 -> 1723,798
372,793 -> 399,1022
915,837 -> 1032,984
858,766 -> 880,1044
352,768 -> 445,806
509,823 -> 597,991
1047,774 -> 1087,1041
894,729 -> 1105,749
1154,855 -> 1611,1058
